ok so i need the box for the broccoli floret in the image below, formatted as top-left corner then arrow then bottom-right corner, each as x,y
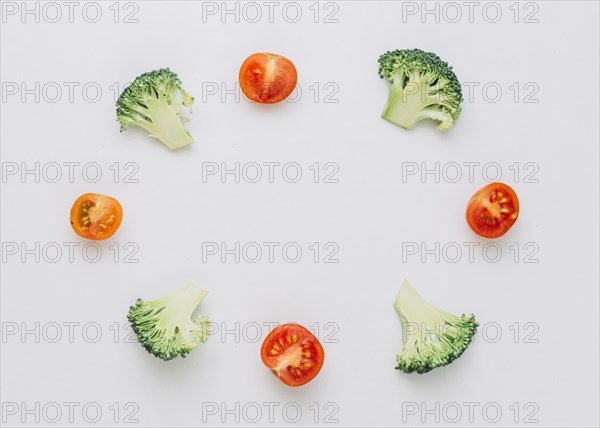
128,283 -> 209,361
378,49 -> 463,132
116,68 -> 194,150
394,280 -> 477,374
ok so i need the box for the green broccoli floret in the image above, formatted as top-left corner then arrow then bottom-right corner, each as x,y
128,283 -> 209,361
116,68 -> 194,150
394,280 -> 477,374
378,49 -> 463,132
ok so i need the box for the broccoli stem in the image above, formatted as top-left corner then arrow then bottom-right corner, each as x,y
381,81 -> 430,130
154,284 -> 208,334
394,280 -> 452,343
139,95 -> 194,150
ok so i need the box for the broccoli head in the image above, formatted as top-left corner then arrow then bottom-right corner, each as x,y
117,68 -> 194,150
128,283 -> 210,361
394,280 -> 477,374
378,49 -> 463,132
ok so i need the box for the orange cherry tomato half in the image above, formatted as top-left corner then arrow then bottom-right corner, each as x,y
466,183 -> 519,238
239,52 -> 298,104
260,323 -> 324,387
70,193 -> 123,240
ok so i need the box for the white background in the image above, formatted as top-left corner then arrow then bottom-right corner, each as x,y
1,1 -> 599,427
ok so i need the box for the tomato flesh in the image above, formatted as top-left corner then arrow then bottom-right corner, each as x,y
70,193 -> 123,240
239,53 -> 298,104
260,323 -> 324,387
466,183 -> 519,238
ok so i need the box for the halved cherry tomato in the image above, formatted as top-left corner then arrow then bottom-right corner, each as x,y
239,53 -> 298,104
260,323 -> 324,387
70,193 -> 123,240
466,183 -> 519,238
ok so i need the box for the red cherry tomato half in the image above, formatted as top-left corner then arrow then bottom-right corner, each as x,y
239,53 -> 298,104
466,182 -> 519,238
260,323 -> 324,387
70,193 -> 123,240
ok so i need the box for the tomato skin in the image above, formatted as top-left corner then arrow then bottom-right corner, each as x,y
239,53 -> 298,104
70,193 -> 123,240
260,323 -> 324,387
466,183 -> 519,238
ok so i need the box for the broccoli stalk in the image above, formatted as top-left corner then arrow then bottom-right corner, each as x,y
129,91 -> 193,149
117,68 -> 194,150
128,283 -> 209,361
379,49 -> 463,132
394,280 -> 477,374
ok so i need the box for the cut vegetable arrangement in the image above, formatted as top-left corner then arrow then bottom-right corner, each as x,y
394,280 -> 477,374
128,284 -> 210,361
104,47 -> 511,378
